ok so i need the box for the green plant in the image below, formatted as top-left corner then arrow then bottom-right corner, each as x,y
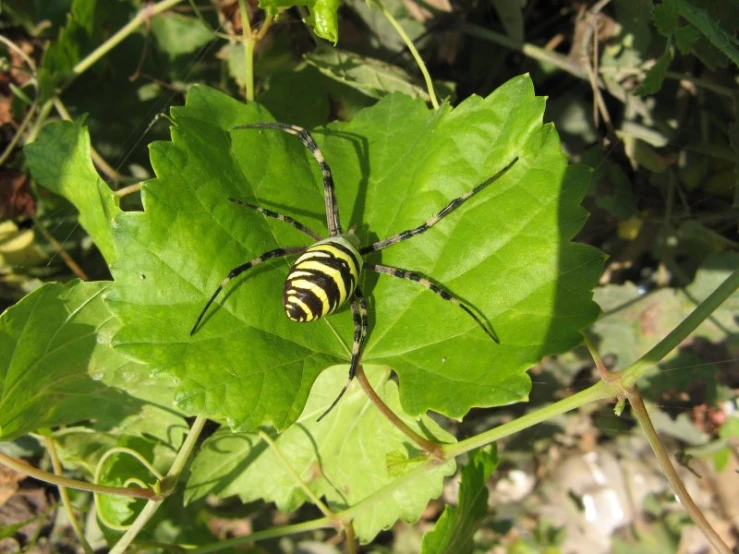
1,0 -> 737,552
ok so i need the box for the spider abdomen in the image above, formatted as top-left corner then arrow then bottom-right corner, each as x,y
283,236 -> 363,322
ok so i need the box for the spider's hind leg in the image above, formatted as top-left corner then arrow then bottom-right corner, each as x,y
317,287 -> 368,422
233,122 -> 343,237
366,263 -> 499,343
190,246 -> 306,336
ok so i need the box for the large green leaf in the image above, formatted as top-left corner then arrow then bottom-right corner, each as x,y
25,118 -> 120,264
0,280 -> 179,441
186,365 -> 456,543
107,76 -> 603,431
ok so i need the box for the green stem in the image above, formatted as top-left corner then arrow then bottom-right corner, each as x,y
109,417 -> 207,554
72,0 -> 187,79
372,0 -> 439,109
189,517 -> 334,553
621,267 -> 739,387
629,390 -> 731,554
45,437 -> 95,554
258,431 -> 335,519
443,380 -> 615,458
24,99 -> 53,144
237,0 -> 255,102
355,366 -> 443,456
0,451 -> 160,500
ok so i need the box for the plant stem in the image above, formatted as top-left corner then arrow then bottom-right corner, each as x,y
45,436 -> 95,554
621,267 -> 739,387
629,390 -> 731,554
189,517 -> 334,553
24,99 -> 53,144
372,0 -> 439,109
258,431 -> 335,519
33,217 -> 90,281
444,380 -> 615,458
237,0 -> 255,102
355,366 -> 443,457
114,183 -> 143,197
109,416 -> 207,554
0,451 -> 159,500
72,0 -> 187,79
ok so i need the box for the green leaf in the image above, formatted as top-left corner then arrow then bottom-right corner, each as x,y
25,118 -> 120,264
107,76 -> 603,431
150,13 -> 214,59
591,253 -> 739,370
652,0 -> 679,36
186,365 -> 456,543
37,0 -> 98,100
635,41 -> 674,96
0,280 -> 176,440
491,0 -> 525,41
677,0 -> 739,67
305,48 -> 432,100
421,445 -> 499,554
259,0 -> 339,43
674,25 -> 702,53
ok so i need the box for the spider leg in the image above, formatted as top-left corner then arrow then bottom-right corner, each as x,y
190,246 -> 306,336
366,263 -> 499,343
228,197 -> 322,240
361,156 -> 518,254
233,122 -> 342,237
317,287 -> 368,422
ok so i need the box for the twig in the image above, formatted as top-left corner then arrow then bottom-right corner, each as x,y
0,35 -> 38,167
109,416 -> 207,554
114,183 -> 144,197
373,0 -> 439,109
33,218 -> 89,281
237,0 -> 255,102
72,0 -> 187,79
355,366 -> 443,457
629,391 -> 731,554
258,431 -> 336,520
45,436 -> 95,554
0,451 -> 161,500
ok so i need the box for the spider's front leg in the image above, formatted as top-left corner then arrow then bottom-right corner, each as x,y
317,287 -> 368,422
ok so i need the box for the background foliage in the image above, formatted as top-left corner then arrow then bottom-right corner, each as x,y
0,0 -> 737,552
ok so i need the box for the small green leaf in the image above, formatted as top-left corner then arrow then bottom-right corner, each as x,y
186,365 -> 456,543
306,48 -> 431,100
258,0 -> 339,43
591,253 -> 739,369
674,25 -> 702,53
652,0 -> 679,36
25,118 -> 120,264
38,0 -> 99,100
635,41 -> 674,96
421,445 -> 499,554
150,13 -> 214,59
0,280 -> 173,440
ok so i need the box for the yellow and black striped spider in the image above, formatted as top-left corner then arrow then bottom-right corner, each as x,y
191,122 -> 518,420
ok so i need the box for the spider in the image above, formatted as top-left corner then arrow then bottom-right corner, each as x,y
191,122 -> 518,421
